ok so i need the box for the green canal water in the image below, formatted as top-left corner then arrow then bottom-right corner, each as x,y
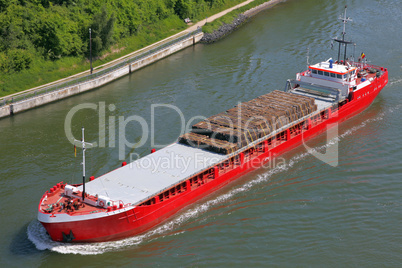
1,0 -> 401,266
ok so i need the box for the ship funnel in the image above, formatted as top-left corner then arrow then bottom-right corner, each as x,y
329,59 -> 334,68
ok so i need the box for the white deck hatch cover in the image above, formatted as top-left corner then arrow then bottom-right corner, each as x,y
77,143 -> 227,205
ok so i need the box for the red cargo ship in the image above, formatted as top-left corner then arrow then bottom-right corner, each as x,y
37,7 -> 388,243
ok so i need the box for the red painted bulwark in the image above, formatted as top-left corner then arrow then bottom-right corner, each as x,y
38,68 -> 388,243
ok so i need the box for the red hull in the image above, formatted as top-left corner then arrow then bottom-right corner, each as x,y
40,69 -> 388,243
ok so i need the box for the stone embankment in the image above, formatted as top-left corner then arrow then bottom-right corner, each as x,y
201,0 -> 286,43
200,14 -> 249,43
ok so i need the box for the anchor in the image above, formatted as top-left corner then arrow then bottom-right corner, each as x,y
62,230 -> 75,242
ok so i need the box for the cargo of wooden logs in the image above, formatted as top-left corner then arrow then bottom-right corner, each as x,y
178,91 -> 317,154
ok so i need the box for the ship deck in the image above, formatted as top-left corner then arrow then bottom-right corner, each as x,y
77,91 -> 337,207
290,89 -> 334,110
77,143 -> 227,205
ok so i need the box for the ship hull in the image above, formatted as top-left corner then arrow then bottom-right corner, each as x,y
39,69 -> 388,243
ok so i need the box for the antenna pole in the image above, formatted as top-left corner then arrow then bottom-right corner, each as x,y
334,6 -> 353,63
74,127 -> 93,201
81,127 -> 86,201
344,41 -> 348,62
342,6 -> 347,41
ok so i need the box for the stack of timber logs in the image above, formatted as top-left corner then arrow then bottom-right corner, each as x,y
178,90 -> 317,154
178,133 -> 238,154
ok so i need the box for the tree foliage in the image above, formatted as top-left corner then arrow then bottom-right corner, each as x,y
88,6 -> 116,56
0,0 -> 239,73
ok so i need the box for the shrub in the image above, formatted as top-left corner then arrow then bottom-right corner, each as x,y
0,49 -> 33,73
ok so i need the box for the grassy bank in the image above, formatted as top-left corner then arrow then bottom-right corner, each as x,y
202,0 -> 271,34
0,16 -> 186,97
1,0 -> 248,98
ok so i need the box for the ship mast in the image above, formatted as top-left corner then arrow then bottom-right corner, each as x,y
74,127 -> 93,201
333,5 -> 353,63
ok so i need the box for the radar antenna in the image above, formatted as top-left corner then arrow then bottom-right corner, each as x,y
333,6 -> 353,63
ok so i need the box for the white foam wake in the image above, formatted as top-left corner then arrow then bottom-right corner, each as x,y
389,77 -> 402,86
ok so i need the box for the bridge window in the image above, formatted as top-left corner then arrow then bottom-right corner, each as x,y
312,69 -> 317,74
318,70 -> 323,75
330,72 -> 336,78
324,72 -> 330,76
337,74 -> 343,79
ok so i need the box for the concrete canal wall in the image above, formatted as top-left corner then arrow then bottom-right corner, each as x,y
0,32 -> 204,118
0,0 -> 289,119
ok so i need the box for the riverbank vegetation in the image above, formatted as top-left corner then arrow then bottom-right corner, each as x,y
0,0 -> 247,97
202,0 -> 270,34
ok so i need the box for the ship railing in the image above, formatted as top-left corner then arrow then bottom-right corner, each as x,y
348,61 -> 385,71
133,104 -> 329,206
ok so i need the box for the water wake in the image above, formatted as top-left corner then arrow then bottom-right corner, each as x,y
390,77 -> 402,86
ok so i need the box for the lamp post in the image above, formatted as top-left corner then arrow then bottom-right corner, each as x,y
89,28 -> 93,74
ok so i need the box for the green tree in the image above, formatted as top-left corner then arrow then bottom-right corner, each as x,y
174,0 -> 193,19
0,0 -> 14,12
0,49 -> 32,73
8,49 -> 32,71
0,0 -> 245,76
89,6 -> 115,56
